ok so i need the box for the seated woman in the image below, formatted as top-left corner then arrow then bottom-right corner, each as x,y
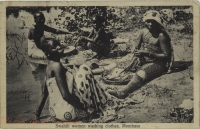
35,39 -> 107,121
79,15 -> 111,59
108,10 -> 172,99
28,12 -> 74,71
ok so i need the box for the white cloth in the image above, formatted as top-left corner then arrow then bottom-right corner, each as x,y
28,39 -> 48,71
46,77 -> 77,121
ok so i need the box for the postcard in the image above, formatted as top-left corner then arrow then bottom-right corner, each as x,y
1,0 -> 199,129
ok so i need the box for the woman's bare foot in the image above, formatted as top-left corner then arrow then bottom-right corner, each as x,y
107,89 -> 127,99
34,117 -> 41,123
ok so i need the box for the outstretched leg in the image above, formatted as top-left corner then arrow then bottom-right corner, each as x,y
107,73 -> 143,99
36,80 -> 48,120
107,62 -> 165,99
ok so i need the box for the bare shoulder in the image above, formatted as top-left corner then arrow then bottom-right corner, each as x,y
46,62 -> 64,77
28,26 -> 35,39
158,31 -> 171,47
140,28 -> 148,36
29,26 -> 34,33
159,32 -> 165,37
158,31 -> 170,41
29,24 -> 35,30
51,62 -> 63,71
141,28 -> 148,33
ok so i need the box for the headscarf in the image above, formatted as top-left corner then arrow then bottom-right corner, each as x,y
143,10 -> 165,28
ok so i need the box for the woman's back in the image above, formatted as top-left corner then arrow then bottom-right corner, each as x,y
92,28 -> 110,46
46,61 -> 61,79
28,25 -> 45,49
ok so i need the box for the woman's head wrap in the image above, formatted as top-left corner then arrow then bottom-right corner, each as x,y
34,12 -> 45,20
143,10 -> 164,28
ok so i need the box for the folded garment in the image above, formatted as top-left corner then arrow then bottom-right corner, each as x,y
28,39 -> 48,71
46,77 -> 79,121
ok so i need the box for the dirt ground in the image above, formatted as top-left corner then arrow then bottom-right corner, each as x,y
6,27 -> 193,123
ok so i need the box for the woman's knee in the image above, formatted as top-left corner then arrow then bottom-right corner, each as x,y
126,73 -> 144,91
88,43 -> 99,53
136,70 -> 147,81
136,68 -> 163,82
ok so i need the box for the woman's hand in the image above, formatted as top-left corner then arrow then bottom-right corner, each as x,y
71,31 -> 78,35
51,48 -> 58,54
56,46 -> 61,50
58,48 -> 64,54
79,36 -> 87,41
134,50 -> 148,57
50,46 -> 64,55
75,36 -> 85,47
132,48 -> 138,54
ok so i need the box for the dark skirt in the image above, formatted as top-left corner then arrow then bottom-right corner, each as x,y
88,42 -> 111,57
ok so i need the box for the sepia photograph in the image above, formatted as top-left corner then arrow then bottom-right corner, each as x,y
1,1 -> 199,128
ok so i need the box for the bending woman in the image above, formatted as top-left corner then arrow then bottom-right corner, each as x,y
36,39 -> 107,121
108,10 -> 172,99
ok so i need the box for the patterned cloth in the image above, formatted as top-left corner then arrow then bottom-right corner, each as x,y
136,43 -> 168,81
138,62 -> 165,81
75,64 -> 107,114
140,43 -> 163,62
103,43 -> 170,83
46,77 -> 87,121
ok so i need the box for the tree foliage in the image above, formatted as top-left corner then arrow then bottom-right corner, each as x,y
7,6 -> 193,34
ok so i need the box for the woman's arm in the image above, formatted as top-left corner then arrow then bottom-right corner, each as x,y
53,63 -> 72,101
135,33 -> 171,61
44,25 -> 73,34
87,29 -> 94,38
149,33 -> 171,60
28,27 -> 34,40
156,33 -> 171,60
83,28 -> 103,43
36,76 -> 48,120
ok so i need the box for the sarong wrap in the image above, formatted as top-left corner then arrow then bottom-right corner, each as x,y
46,64 -> 107,121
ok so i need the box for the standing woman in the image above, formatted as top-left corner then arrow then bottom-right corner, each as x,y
108,10 -> 172,99
28,12 -> 76,103
28,12 -> 74,52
